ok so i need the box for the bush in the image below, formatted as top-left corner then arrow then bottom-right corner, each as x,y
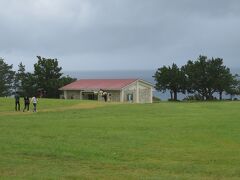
153,96 -> 161,103
183,94 -> 203,101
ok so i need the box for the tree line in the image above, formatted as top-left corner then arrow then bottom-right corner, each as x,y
154,55 -> 240,101
0,56 -> 76,98
1,55 -> 240,101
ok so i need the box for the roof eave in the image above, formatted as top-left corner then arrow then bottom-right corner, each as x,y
59,88 -> 122,91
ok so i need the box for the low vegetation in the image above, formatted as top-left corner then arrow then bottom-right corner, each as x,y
0,98 -> 240,179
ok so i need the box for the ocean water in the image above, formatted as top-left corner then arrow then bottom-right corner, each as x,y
64,69 -> 240,101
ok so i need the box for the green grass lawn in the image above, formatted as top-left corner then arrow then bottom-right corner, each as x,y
0,98 -> 240,179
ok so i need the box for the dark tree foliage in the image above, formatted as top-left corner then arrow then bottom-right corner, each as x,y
155,55 -> 238,101
22,72 -> 38,97
183,56 -> 235,100
0,58 -> 15,96
34,56 -> 63,98
13,62 -> 39,97
184,56 -> 234,100
154,63 -> 186,101
0,57 -> 76,98
211,59 -> 235,100
59,76 -> 77,88
13,62 -> 26,95
183,56 -> 210,100
225,75 -> 240,100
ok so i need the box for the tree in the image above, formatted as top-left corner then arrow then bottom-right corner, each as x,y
13,62 -> 26,95
13,62 -> 38,97
34,56 -> 63,98
211,58 -> 235,100
0,58 -> 15,96
154,63 -> 186,101
225,75 -> 240,100
183,55 -> 237,100
22,72 -> 38,97
59,76 -> 77,88
183,56 -> 209,100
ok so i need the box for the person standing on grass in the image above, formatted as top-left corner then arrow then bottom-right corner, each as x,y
31,96 -> 38,112
23,96 -> 30,112
14,92 -> 20,111
102,91 -> 108,102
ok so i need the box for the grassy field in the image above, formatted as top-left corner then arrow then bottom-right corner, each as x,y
0,98 -> 240,179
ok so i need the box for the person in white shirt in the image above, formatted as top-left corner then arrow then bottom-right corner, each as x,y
31,96 -> 38,112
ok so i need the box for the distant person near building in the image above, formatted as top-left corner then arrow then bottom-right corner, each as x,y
23,96 -> 30,112
14,93 -> 20,111
31,96 -> 38,112
102,92 -> 108,102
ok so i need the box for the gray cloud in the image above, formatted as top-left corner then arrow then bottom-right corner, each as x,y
0,0 -> 240,71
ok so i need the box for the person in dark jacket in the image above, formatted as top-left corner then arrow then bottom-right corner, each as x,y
23,96 -> 30,112
14,93 -> 20,111
102,92 -> 108,102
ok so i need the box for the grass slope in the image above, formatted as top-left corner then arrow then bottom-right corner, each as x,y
0,98 -> 240,179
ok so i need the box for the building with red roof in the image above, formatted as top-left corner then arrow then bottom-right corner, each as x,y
59,79 -> 154,103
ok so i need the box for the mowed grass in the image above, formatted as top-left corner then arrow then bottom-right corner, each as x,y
0,98 -> 240,179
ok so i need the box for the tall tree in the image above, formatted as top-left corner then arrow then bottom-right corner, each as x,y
34,56 -> 63,98
13,62 -> 26,95
210,58 -> 235,100
154,63 -> 186,101
183,56 -> 209,100
22,72 -> 37,97
183,55 -> 236,100
225,75 -> 240,100
0,58 -> 15,96
14,62 -> 38,97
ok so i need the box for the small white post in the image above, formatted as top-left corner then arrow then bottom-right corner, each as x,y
64,91 -> 68,99
79,91 -> 82,100
136,81 -> 139,103
150,87 -> 153,103
120,90 -> 124,102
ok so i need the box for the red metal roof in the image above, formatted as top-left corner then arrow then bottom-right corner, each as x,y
59,79 -> 138,90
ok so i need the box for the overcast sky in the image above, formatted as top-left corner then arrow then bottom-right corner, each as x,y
1,0 -> 240,71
